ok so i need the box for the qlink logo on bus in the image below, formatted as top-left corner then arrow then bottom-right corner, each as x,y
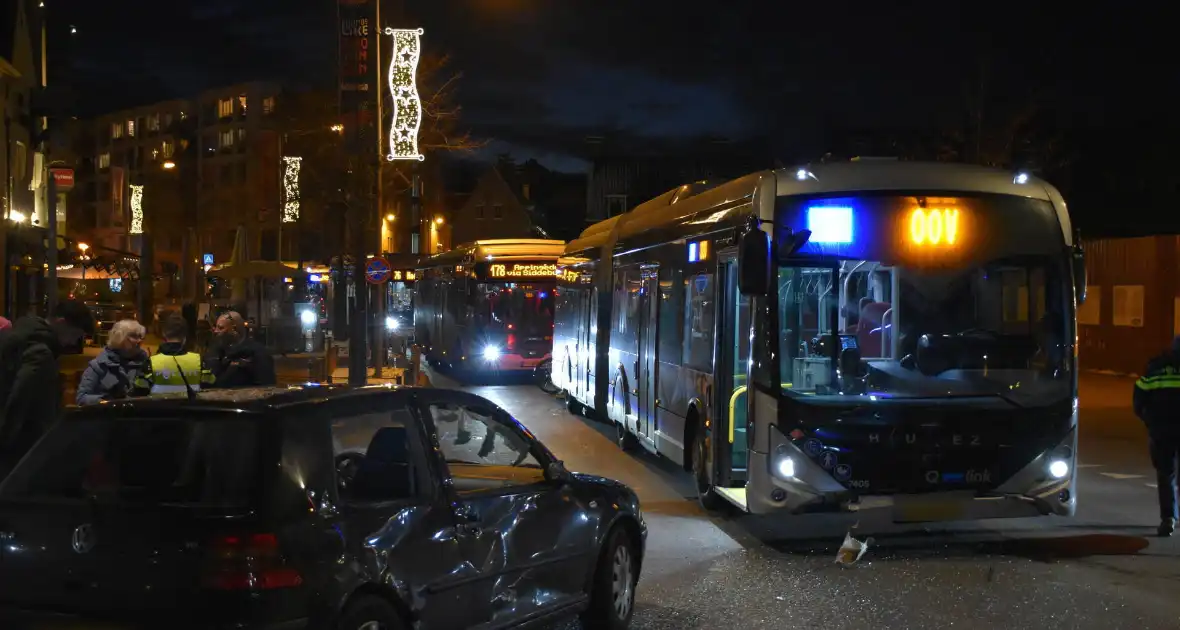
908,208 -> 960,246
965,469 -> 991,483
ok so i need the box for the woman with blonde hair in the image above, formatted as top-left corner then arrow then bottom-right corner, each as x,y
76,319 -> 149,406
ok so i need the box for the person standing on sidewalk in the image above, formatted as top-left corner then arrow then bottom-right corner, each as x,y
1132,335 -> 1180,537
135,314 -> 215,395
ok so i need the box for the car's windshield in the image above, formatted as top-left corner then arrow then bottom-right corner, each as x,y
777,255 -> 1071,406
0,418 -> 261,507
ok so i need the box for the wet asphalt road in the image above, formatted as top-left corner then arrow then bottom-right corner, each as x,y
427,366 -> 1179,629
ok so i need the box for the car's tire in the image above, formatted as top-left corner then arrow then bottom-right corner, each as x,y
337,594 -> 406,630
581,526 -> 638,630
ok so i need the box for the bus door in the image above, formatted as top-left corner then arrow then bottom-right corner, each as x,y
636,266 -> 659,448
714,252 -> 751,489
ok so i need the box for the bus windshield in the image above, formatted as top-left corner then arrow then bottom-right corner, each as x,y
479,284 -> 555,337
777,255 -> 1071,407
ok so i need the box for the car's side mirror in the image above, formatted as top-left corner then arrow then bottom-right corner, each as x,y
546,460 -> 571,484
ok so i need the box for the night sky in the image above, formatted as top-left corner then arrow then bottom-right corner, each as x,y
50,1 -> 1174,182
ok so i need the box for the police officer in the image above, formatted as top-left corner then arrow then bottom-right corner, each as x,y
1133,335 -> 1180,537
136,315 -> 215,395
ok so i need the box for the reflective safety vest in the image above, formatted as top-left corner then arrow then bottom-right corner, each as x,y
136,351 -> 216,395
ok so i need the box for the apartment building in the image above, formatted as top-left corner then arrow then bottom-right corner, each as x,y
69,82 -> 283,272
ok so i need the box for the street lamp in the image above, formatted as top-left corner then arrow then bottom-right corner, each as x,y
162,160 -> 176,169
385,213 -> 395,222
330,124 -> 344,133
434,216 -> 444,225
9,210 -> 26,223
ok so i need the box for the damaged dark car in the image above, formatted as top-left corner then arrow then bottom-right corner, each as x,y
0,385 -> 646,629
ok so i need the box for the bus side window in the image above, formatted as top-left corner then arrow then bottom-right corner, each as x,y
684,273 -> 714,373
657,267 -> 683,362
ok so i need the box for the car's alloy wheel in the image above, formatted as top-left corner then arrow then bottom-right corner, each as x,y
611,542 -> 634,620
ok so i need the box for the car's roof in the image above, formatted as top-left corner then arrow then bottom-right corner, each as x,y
68,384 -> 421,418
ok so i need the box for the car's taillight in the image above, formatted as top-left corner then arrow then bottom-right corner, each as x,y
204,532 -> 303,591
506,334 -> 516,350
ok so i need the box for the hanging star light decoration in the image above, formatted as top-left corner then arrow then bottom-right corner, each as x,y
282,156 -> 302,223
129,184 -> 144,234
385,27 -> 425,161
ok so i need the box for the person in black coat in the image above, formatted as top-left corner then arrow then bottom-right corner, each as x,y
0,317 -> 65,479
1133,335 -> 1180,537
206,311 -> 276,388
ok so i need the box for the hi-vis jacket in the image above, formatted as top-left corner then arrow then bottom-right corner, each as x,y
1133,351 -> 1180,436
135,347 -> 215,395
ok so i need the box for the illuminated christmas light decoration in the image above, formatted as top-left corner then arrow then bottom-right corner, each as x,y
129,184 -> 144,234
282,156 -> 302,223
384,27 -> 425,162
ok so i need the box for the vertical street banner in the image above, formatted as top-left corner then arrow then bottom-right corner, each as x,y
338,0 -> 378,157
110,166 -> 126,228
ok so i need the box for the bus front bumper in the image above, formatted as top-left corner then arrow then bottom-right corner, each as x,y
745,424 -> 1078,522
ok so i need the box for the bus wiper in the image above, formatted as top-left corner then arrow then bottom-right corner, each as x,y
992,390 -> 1026,409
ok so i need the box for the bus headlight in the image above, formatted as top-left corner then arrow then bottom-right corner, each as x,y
773,445 -> 796,480
385,316 -> 398,331
1048,459 -> 1069,479
299,310 -> 317,327
482,345 -> 501,361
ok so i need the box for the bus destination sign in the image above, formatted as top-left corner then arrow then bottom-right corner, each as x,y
486,262 -> 557,279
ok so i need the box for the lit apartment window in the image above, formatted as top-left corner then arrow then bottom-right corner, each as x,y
521,184 -> 531,200
98,153 -> 110,169
218,99 -> 234,118
262,96 -> 275,115
151,148 -> 159,161
220,129 -> 234,149
147,114 -> 160,132
127,120 -> 136,137
162,140 -> 174,158
111,122 -> 123,139
179,111 -> 187,120
238,95 -> 248,113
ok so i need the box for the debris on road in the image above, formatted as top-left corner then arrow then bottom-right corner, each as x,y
836,530 -> 873,566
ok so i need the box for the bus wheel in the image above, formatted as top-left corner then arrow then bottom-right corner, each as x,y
616,420 -> 639,451
693,423 -> 726,511
566,394 -> 585,416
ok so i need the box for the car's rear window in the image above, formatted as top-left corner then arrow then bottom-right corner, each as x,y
0,417 -> 262,507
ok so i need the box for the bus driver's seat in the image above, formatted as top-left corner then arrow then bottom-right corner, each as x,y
857,302 -> 892,357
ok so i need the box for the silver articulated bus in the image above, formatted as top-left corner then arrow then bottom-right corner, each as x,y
553,160 -> 1086,521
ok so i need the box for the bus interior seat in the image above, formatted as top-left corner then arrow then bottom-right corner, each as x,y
351,426 -> 414,501
858,301 -> 892,357
729,384 -> 748,470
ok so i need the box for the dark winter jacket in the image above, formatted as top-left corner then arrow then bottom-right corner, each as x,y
0,317 -> 64,476
1133,337 -> 1180,439
208,337 -> 276,388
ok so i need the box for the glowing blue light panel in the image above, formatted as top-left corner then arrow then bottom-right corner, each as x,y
806,207 -> 854,244
687,242 -> 700,262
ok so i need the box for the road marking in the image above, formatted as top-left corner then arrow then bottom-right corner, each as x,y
1146,483 -> 1158,488
1077,464 -> 1103,469
1100,472 -> 1145,480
